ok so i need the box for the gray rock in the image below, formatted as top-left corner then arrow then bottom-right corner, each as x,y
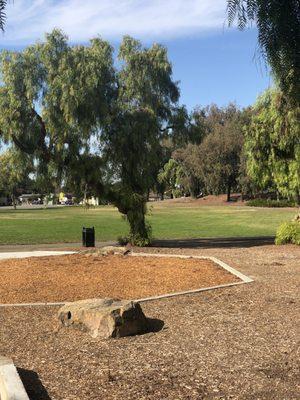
58,298 -> 148,339
81,246 -> 130,257
100,246 -> 130,256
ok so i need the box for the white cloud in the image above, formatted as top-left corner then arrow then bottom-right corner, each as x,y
1,0 -> 227,45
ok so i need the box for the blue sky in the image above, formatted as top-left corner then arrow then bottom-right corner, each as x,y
162,30 -> 271,109
0,0 -> 271,110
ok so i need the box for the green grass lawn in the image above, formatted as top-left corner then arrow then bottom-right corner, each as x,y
0,202 -> 296,245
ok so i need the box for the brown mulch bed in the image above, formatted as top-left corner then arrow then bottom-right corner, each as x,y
0,244 -> 299,400
0,254 -> 239,303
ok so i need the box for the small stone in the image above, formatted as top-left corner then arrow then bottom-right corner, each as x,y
57,298 -> 148,339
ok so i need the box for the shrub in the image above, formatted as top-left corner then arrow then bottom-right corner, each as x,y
172,189 -> 183,198
275,219 -> 300,245
247,198 -> 296,208
117,236 -> 129,246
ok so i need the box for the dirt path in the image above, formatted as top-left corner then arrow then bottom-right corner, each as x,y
0,244 -> 299,399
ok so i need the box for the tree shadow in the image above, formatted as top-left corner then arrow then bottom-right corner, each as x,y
151,236 -> 275,249
18,368 -> 51,400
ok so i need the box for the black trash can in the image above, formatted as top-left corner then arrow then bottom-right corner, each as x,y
82,227 -> 95,247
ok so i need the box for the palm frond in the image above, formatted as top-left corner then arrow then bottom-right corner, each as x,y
0,0 -> 7,31
227,0 -> 300,105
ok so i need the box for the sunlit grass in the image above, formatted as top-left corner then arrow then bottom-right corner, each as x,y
0,203 -> 296,245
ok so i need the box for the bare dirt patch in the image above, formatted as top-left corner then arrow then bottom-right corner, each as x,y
0,254 -> 239,304
158,193 -> 244,206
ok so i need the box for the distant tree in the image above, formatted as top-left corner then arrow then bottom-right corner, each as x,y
244,89 -> 300,203
175,103 -> 241,148
168,104 -> 246,201
157,158 -> 185,198
173,144 -> 203,198
152,106 -> 205,200
237,149 -> 261,199
0,149 -> 33,208
227,0 -> 300,105
167,106 -> 205,148
197,120 -> 243,201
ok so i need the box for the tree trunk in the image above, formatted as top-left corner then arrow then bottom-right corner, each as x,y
126,200 -> 151,246
295,189 -> 300,206
83,183 -> 88,208
276,191 -> 280,201
111,189 -> 151,247
227,182 -> 231,202
12,193 -> 17,210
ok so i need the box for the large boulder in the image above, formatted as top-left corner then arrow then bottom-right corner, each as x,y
58,298 -> 148,339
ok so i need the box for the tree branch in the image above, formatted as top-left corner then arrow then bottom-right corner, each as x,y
31,108 -> 51,162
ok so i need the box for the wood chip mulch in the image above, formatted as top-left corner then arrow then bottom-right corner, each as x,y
0,254 -> 239,304
0,244 -> 299,400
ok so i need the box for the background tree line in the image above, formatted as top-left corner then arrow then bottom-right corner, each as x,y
157,94 -> 299,205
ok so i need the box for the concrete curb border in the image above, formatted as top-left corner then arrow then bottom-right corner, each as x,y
0,302 -> 65,308
0,356 -> 29,400
0,252 -> 253,307
131,252 -> 253,283
136,281 -> 247,302
0,250 -> 76,260
131,252 -> 253,302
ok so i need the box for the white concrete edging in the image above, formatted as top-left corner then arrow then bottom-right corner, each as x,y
0,357 -> 29,400
130,252 -> 253,283
130,252 -> 254,302
0,251 -> 75,260
0,302 -> 65,308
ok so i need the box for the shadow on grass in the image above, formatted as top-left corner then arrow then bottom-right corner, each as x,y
18,368 -> 51,400
151,236 -> 275,249
0,207 -> 66,214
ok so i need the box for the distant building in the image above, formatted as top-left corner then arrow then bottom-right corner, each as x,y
18,194 -> 42,205
59,192 -> 75,204
79,196 -> 99,206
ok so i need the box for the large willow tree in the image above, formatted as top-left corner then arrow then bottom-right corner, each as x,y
102,36 -> 179,245
227,0 -> 300,105
0,30 -> 179,245
245,89 -> 300,203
